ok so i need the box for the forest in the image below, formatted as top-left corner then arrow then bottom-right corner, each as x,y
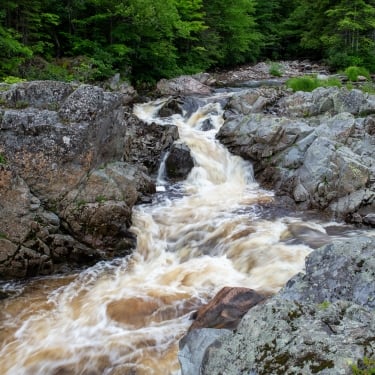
1,0 -> 375,85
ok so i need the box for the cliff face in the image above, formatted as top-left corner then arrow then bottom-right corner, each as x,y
0,81 -> 178,278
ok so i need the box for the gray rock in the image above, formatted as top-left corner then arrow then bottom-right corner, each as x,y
217,97 -> 374,220
281,237 -> 375,308
0,80 -> 74,110
156,75 -> 212,96
179,328 -> 231,375
201,298 -> 375,375
363,213 -> 375,226
165,143 -> 194,180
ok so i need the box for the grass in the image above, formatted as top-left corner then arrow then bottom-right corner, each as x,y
344,66 -> 370,82
286,75 -> 342,92
0,154 -> 6,165
95,195 -> 107,203
2,76 -> 26,84
269,62 -> 283,77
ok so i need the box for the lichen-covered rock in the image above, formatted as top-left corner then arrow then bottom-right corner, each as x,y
194,237 -> 375,375
277,87 -> 375,118
201,298 -> 375,375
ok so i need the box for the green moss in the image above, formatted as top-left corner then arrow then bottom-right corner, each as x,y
14,100 -> 29,109
76,199 -> 87,208
318,301 -> 330,310
95,195 -> 107,203
351,357 -> 375,374
2,76 -> 26,84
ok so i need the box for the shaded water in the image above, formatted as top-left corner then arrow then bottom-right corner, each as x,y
0,94 -> 371,374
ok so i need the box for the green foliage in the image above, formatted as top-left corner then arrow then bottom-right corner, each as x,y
344,66 -> 370,82
317,300 -> 330,309
351,357 -> 375,375
269,62 -> 283,77
0,153 -> 6,164
0,0 -> 374,83
286,75 -> 342,92
2,76 -> 26,84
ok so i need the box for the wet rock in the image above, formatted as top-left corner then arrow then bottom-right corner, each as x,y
165,143 -> 194,180
200,119 -> 214,131
194,237 -> 375,375
189,287 -> 266,331
158,97 -> 184,117
156,75 -> 212,96
363,213 -> 375,226
124,114 -> 179,175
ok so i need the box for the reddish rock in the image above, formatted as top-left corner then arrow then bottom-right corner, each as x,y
189,287 -> 266,331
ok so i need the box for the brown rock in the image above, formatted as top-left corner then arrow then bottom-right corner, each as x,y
189,287 -> 265,331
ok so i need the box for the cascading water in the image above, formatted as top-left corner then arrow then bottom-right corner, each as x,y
0,93 -> 365,375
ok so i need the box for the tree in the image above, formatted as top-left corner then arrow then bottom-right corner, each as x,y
202,0 -> 261,66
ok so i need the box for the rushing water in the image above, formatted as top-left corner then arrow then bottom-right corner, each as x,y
0,94 -> 371,375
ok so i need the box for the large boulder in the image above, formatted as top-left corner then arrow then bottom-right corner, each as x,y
188,287 -> 265,331
165,142 -> 194,181
156,75 -> 212,96
0,81 -> 175,278
185,237 -> 375,375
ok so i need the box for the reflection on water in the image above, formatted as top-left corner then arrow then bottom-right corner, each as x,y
0,94 -> 372,374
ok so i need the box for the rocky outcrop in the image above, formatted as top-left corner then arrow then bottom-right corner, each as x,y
217,87 -> 375,224
180,237 -> 375,375
0,81 -> 177,278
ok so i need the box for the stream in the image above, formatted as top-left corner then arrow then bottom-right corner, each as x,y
0,92 -> 371,375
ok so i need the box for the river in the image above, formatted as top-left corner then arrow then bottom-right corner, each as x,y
0,93 -> 369,374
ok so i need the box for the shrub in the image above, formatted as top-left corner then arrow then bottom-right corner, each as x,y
286,75 -> 342,92
286,76 -> 319,92
269,62 -> 283,77
344,66 -> 370,82
2,76 -> 26,84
